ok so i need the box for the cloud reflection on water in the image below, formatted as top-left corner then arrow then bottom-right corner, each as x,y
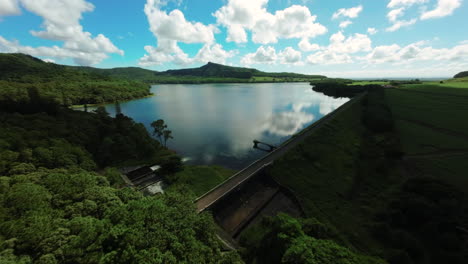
98,83 -> 348,168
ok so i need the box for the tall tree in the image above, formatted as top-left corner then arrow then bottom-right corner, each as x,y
151,119 -> 166,144
163,130 -> 173,147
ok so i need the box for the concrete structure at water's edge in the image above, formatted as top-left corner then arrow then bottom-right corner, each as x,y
195,92 -> 367,243
121,164 -> 165,194
253,140 -> 277,152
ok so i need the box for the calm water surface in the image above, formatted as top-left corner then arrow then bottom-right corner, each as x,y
88,83 -> 348,169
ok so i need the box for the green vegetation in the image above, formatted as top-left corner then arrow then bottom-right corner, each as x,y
453,70 -> 468,78
253,83 -> 468,264
0,97 -> 242,263
239,213 -> 385,264
167,165 -> 235,197
0,168 -> 240,263
0,53 -> 151,105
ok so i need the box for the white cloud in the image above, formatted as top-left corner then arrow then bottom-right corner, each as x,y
328,32 -> 372,54
145,0 -> 215,44
195,43 -> 237,64
420,0 -> 462,20
332,5 -> 363,19
0,0 -> 122,65
241,46 -> 277,65
42,58 -> 55,63
387,0 -> 428,8
0,0 -> 21,16
140,0 -> 237,66
304,31 -> 372,65
306,51 -> 352,65
261,111 -> 314,136
241,46 -> 303,65
367,27 -> 378,35
214,0 -> 327,44
279,47 -> 302,64
366,41 -> 468,64
339,20 -> 352,29
298,38 -> 321,52
386,18 -> 417,31
387,7 -> 405,22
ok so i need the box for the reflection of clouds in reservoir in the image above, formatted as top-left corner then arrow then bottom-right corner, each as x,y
261,111 -> 314,136
319,96 -> 349,115
128,83 -> 349,167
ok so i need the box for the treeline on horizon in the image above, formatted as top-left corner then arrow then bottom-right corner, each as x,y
0,53 -> 329,106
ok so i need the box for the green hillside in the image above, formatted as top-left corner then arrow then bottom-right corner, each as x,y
454,71 -> 468,78
163,62 -> 325,79
247,82 -> 468,264
0,53 -> 151,105
74,61 -> 327,84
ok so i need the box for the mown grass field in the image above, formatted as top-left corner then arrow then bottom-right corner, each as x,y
265,97 -> 383,252
386,81 -> 468,193
350,81 -> 389,86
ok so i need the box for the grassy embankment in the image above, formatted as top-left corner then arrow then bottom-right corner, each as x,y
242,78 -> 468,263
168,165 -> 235,197
386,79 -> 468,192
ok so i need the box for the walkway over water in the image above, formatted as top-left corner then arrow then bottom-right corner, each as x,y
195,93 -> 365,213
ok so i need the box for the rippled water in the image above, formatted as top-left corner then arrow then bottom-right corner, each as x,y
86,83 -> 348,169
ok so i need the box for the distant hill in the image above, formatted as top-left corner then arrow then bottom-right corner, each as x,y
0,53 -> 328,104
0,53 -> 326,84
454,71 -> 468,78
0,53 -> 150,105
162,62 -> 325,79
74,61 -> 326,83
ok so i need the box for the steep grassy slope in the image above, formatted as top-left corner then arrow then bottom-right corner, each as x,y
259,84 -> 468,264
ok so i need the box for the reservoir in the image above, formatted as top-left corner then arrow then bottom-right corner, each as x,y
87,83 -> 348,169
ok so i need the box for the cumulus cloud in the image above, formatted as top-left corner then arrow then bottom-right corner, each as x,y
139,0 -> 236,66
304,31 -> 372,65
194,43 -> 237,64
367,27 -> 378,35
328,32 -> 372,54
366,41 -> 468,64
332,5 -> 363,19
306,51 -> 352,65
339,20 -> 352,29
421,0 -> 462,20
214,0 -> 327,44
241,46 -> 277,65
0,0 -> 122,65
279,47 -> 302,64
298,38 -> 321,52
0,0 -> 21,16
241,46 -> 304,65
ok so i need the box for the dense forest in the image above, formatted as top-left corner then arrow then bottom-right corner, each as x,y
0,94 -> 242,263
0,53 -> 151,105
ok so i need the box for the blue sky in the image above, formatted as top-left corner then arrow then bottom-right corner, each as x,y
0,0 -> 467,77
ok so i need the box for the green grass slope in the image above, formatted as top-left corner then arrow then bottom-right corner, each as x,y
261,83 -> 468,264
